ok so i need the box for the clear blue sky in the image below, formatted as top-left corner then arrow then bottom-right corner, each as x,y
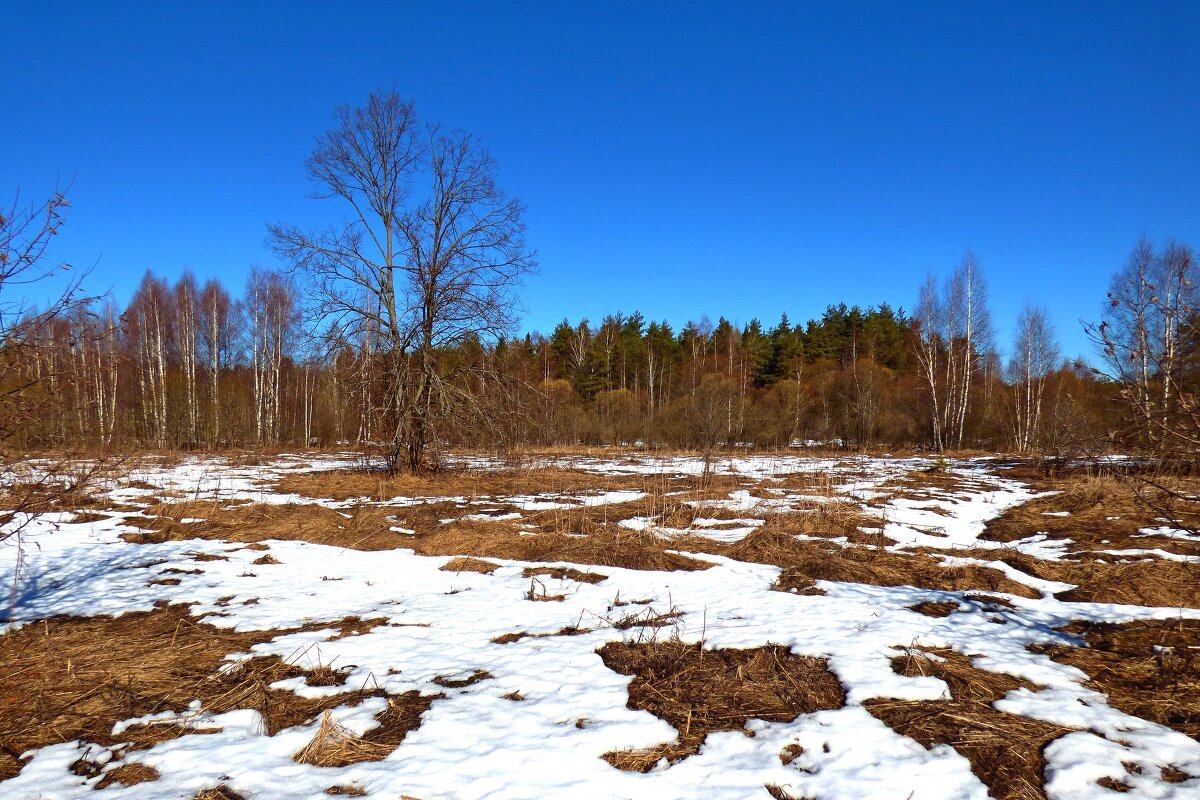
4,1 -> 1198,360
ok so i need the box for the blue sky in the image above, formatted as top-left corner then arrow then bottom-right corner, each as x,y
4,1 -> 1198,360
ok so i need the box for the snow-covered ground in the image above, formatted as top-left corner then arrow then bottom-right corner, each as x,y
2,453 -> 1198,799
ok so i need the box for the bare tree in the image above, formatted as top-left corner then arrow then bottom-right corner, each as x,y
246,267 -> 296,444
174,271 -> 200,446
270,90 -> 536,473
126,272 -> 172,447
1089,238 -> 1199,449
1007,304 -> 1058,452
0,186 -> 106,609
913,273 -> 945,450
943,251 -> 992,448
198,279 -> 233,447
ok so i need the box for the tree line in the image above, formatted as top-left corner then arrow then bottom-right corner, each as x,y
0,254 -> 1125,458
2,91 -> 1195,470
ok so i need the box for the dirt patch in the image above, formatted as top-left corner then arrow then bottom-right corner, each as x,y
1034,619 -> 1200,739
70,511 -> 112,524
1052,558 -> 1200,608
122,497 -> 716,575
864,647 -> 1070,800
598,641 -> 845,772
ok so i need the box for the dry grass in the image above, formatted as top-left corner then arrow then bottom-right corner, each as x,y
431,670 -> 491,689
598,640 -> 845,772
193,786 -> 246,800
122,501 -> 407,551
293,690 -> 435,767
1035,619 -> 1200,743
942,548 -> 1200,609
440,557 -> 500,575
521,566 -> 607,584
908,600 -> 960,617
409,523 -> 715,573
726,528 -> 1041,598
984,475 -> 1200,558
490,627 -> 591,645
864,647 -> 1070,800
272,465 -> 652,503
0,605 -> 431,781
94,761 -> 160,788
0,604 -> 273,779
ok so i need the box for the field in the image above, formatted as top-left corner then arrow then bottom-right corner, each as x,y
2,451 -> 1199,799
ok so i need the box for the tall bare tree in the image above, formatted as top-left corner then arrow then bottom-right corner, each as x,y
174,271 -> 200,446
1087,237 -> 1200,538
246,267 -> 296,444
913,273 -> 945,450
0,187 -> 106,607
127,272 -> 172,446
943,251 -> 992,448
1008,304 -> 1058,452
198,278 -> 233,446
270,90 -> 536,472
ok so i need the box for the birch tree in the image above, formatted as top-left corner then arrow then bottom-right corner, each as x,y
198,279 -> 233,446
1008,305 -> 1058,452
127,273 -> 171,446
1091,239 -> 1199,449
174,271 -> 200,445
246,267 -> 296,444
913,274 -> 945,450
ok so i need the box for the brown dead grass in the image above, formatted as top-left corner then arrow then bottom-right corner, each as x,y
983,474 -> 1200,558
94,761 -> 160,788
864,647 -> 1071,800
1035,619 -> 1200,741
490,627 -> 591,645
944,548 -> 1200,609
598,640 -> 845,772
727,528 -> 1041,598
293,691 -> 436,767
431,670 -> 492,689
440,557 -> 500,574
122,501 -> 408,551
121,495 -> 718,574
522,566 -> 607,584
410,523 -> 715,573
273,465 -> 660,503
909,600 -> 960,617
193,786 -> 246,800
0,604 -> 270,779
0,605 -> 430,781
